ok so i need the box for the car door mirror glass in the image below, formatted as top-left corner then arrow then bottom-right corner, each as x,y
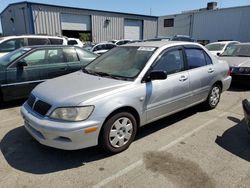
217,52 -> 221,56
149,70 -> 167,81
17,59 -> 27,67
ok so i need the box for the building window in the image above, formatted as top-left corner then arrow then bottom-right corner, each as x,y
164,18 -> 174,27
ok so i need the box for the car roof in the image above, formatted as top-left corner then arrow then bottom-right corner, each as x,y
0,35 -> 64,41
207,41 -> 239,45
235,43 -> 250,46
124,41 -> 198,48
21,45 -> 76,49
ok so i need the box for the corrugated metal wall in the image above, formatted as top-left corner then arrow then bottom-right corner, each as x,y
32,5 -> 62,35
30,4 -> 157,42
158,14 -> 191,37
1,3 -> 31,36
192,6 -> 250,42
92,14 -> 123,42
144,19 -> 157,39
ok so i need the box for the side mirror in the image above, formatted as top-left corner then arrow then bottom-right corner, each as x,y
147,70 -> 167,81
17,60 -> 27,68
217,52 -> 221,56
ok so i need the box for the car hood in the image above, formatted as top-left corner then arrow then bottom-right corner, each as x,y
219,57 -> 250,67
32,71 -> 131,106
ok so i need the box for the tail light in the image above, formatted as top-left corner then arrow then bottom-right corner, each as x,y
227,68 -> 231,76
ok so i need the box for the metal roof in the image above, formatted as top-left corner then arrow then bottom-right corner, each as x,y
125,41 -> 197,48
0,1 -> 158,19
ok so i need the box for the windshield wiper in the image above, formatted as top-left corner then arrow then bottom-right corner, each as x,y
95,71 -> 131,81
235,55 -> 250,57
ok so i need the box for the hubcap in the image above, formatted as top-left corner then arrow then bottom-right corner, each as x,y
209,87 -> 220,106
109,117 -> 133,148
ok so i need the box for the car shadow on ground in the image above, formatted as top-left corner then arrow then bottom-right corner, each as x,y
229,80 -> 250,92
0,104 -> 205,174
215,116 -> 250,162
0,99 -> 26,110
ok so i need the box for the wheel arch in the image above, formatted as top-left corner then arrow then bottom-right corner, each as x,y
98,106 -> 140,143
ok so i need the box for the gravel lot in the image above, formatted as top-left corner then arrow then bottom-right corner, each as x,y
0,84 -> 250,188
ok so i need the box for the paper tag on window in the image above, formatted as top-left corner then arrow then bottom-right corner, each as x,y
137,47 -> 156,51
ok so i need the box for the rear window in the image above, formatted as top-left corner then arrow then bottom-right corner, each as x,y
68,40 -> 78,45
205,43 -> 225,51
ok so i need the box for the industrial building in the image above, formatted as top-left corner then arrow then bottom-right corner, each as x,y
0,1 -> 158,42
1,2 -> 250,44
158,2 -> 250,44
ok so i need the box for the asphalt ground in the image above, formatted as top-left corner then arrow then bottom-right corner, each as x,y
0,84 -> 250,188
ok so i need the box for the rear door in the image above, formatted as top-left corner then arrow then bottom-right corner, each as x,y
185,47 -> 215,103
62,47 -> 82,73
146,47 -> 191,122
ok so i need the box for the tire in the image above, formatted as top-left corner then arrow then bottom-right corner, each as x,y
99,112 -> 137,154
204,84 -> 221,110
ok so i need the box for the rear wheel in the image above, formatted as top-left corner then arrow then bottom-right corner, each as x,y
100,112 -> 137,154
204,84 -> 221,109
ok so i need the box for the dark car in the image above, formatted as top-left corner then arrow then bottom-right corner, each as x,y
243,99 -> 250,133
0,45 -> 98,102
171,35 -> 196,42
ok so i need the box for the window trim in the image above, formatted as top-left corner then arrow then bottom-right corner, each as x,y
142,45 -> 186,82
164,18 -> 174,27
183,46 -> 213,70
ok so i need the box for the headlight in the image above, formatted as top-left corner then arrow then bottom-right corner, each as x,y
49,106 -> 94,121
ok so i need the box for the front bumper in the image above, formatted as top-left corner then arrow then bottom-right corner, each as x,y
242,99 -> 250,133
20,103 -> 102,150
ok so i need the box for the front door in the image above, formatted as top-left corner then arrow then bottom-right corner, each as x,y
146,47 -> 191,123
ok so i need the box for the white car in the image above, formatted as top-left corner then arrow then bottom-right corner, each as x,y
205,41 -> 240,56
67,38 -> 84,47
90,42 -> 117,55
0,35 -> 67,57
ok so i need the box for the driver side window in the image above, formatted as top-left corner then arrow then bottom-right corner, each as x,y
153,48 -> 185,75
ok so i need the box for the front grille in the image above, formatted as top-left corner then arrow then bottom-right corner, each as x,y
27,94 -> 36,108
33,100 -> 52,116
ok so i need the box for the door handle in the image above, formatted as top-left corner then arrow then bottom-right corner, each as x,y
208,68 -> 214,73
179,75 -> 188,82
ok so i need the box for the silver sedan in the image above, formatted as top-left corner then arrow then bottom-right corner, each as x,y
21,41 -> 232,153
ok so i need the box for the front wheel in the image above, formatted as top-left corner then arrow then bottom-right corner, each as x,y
99,112 -> 137,154
204,84 -> 221,109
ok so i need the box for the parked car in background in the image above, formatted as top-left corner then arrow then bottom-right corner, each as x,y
205,41 -> 240,56
171,35 -> 196,42
109,39 -> 132,46
67,38 -> 84,47
21,41 -> 231,153
242,99 -> 250,133
0,35 -> 67,57
86,42 -> 117,55
144,36 -> 171,42
0,45 -> 97,102
218,43 -> 250,81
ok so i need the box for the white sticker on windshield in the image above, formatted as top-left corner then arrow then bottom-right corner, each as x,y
137,47 -> 156,51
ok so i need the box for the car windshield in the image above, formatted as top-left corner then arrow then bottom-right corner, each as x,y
205,43 -> 225,51
83,43 -> 95,51
0,48 -> 30,66
220,44 -> 250,57
84,46 -> 156,80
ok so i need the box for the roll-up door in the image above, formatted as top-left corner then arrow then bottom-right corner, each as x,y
124,19 -> 143,40
61,14 -> 91,31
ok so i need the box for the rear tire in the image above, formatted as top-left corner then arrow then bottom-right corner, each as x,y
204,84 -> 221,110
99,112 -> 137,154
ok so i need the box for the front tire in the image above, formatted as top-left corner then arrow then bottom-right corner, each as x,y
99,112 -> 137,154
204,84 -> 221,109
